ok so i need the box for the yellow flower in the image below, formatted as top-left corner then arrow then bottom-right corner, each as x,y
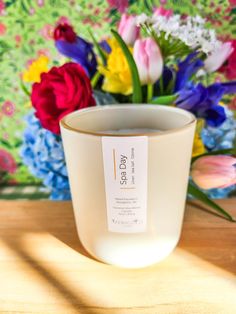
192,119 -> 206,157
192,132 -> 205,157
98,38 -> 133,95
22,55 -> 49,83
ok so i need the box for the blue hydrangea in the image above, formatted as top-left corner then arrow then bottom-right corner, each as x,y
20,112 -> 71,200
201,107 -> 236,151
201,186 -> 235,199
200,107 -> 236,199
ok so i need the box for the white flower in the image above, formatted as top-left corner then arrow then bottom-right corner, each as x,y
136,13 -> 154,26
137,12 -> 223,55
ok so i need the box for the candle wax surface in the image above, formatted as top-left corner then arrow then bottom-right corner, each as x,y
98,128 -> 161,135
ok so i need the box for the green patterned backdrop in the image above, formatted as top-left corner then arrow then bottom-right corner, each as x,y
0,0 -> 235,185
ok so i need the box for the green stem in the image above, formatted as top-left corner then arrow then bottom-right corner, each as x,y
20,80 -> 30,96
159,76 -> 164,95
147,84 -> 153,103
91,72 -> 101,89
205,73 -> 210,86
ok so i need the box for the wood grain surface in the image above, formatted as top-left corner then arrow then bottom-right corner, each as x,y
0,199 -> 235,314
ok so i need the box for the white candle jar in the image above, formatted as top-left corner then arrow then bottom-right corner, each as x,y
60,105 -> 196,268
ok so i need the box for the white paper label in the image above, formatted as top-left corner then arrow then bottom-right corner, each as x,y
102,136 -> 148,233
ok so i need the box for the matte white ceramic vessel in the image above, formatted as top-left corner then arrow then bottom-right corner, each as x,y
60,105 -> 196,268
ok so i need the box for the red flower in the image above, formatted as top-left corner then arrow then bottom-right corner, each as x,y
219,40 -> 236,79
31,62 -> 96,134
53,23 -> 76,43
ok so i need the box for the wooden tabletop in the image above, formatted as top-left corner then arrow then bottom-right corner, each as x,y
0,199 -> 236,314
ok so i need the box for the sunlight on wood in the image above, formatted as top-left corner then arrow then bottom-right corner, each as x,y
0,200 -> 235,313
15,233 -> 236,310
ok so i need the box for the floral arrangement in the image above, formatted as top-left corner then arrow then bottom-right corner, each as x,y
20,6 -> 236,221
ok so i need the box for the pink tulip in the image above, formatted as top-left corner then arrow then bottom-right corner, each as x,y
118,14 -> 140,46
205,42 -> 234,73
154,6 -> 173,18
191,155 -> 236,190
133,38 -> 163,85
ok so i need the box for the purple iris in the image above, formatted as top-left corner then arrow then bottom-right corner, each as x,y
166,52 -> 236,127
99,40 -> 112,54
155,53 -> 203,95
176,83 -> 227,127
174,52 -> 203,92
53,23 -> 97,78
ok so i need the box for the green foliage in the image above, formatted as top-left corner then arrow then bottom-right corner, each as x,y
144,26 -> 192,60
88,29 -> 107,65
111,30 -> 143,103
188,182 -> 235,222
151,94 -> 178,105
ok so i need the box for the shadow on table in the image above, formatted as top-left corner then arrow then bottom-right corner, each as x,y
27,201 -> 101,263
1,236 -> 100,314
26,199 -> 236,277
179,199 -> 236,275
0,201 -> 105,313
26,199 -> 236,276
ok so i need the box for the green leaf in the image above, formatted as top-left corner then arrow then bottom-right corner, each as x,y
151,94 -> 177,105
88,29 -> 107,66
111,30 -> 142,103
188,182 -> 235,222
191,148 -> 235,164
20,80 -> 30,96
91,71 -> 101,89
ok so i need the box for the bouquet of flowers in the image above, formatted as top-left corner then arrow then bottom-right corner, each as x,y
21,6 -> 236,220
